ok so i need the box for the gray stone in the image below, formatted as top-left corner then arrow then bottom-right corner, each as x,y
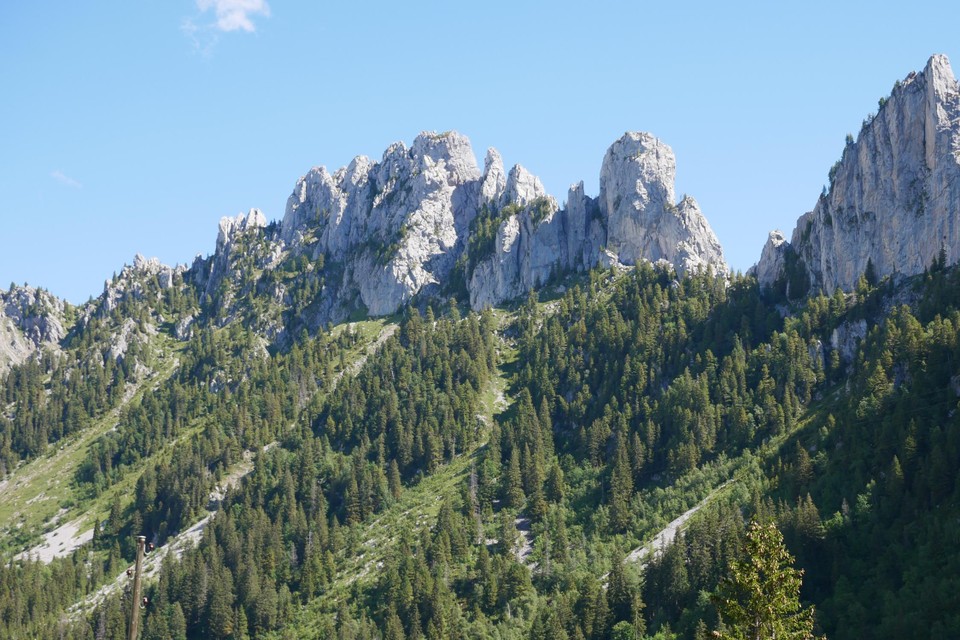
275,129 -> 728,318
599,132 -> 727,274
758,55 -> 960,293
0,285 -> 66,374
754,230 -> 790,290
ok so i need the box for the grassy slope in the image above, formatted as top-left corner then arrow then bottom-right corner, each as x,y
0,335 -> 183,557
0,319 -> 392,560
271,320 -> 515,639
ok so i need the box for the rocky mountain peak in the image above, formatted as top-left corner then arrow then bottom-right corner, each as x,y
130,253 -> 180,288
410,131 -> 480,183
198,208 -> 278,316
601,132 -> 675,218
756,54 -> 960,296
217,209 -> 268,250
600,132 -> 727,273
274,131 -> 488,320
0,285 -> 66,374
96,254 -> 185,318
221,129 -> 727,328
480,148 -> 507,205
502,164 -> 546,208
751,230 -> 792,293
924,53 -> 955,100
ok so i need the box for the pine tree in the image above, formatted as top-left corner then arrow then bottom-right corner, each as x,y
498,510 -> 516,557
388,458 -> 402,500
794,441 -> 813,488
504,449 -> 525,509
607,558 -> 634,624
169,603 -> 187,640
234,606 -> 250,640
713,521 -> 821,640
609,435 -> 634,533
545,463 -> 566,503
610,621 -> 636,640
385,605 -> 405,640
525,449 -> 548,521
206,571 -> 235,639
345,469 -> 362,525
107,495 -> 123,536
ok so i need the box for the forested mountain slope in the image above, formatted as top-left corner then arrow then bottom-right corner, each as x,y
4,258 -> 960,639
4,55 -> 960,640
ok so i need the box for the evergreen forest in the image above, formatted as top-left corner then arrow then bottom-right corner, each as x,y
3,246 -> 960,640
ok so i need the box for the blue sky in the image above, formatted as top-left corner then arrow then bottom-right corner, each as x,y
2,1 -> 959,303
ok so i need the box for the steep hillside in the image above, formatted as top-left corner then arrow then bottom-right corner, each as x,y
4,55 -> 960,640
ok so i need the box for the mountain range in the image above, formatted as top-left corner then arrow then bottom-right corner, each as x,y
3,54 -> 960,640
8,55 -> 960,370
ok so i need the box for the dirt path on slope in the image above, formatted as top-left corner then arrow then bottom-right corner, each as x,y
625,480 -> 734,569
333,323 -> 398,389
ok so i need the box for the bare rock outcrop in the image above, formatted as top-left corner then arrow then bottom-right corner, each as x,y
757,55 -> 960,294
600,132 -> 727,274
281,131 -> 483,318
101,253 -> 182,315
0,286 -> 66,374
467,132 -> 726,308
276,129 -> 727,319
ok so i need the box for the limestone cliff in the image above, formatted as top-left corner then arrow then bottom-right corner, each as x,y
0,286 -> 66,374
468,132 -> 727,308
281,132 -> 482,318
600,132 -> 727,274
467,157 -> 604,309
757,55 -> 960,294
168,129 -> 730,332
0,131 -> 727,366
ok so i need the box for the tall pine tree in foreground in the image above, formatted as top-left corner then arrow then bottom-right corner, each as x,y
713,520 -> 822,640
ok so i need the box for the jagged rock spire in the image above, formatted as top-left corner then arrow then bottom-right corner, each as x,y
271,129 -> 727,321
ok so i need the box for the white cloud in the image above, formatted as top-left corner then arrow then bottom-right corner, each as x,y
196,0 -> 270,33
181,17 -> 218,55
51,171 -> 82,189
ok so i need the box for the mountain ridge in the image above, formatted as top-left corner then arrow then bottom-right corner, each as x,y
757,53 -> 960,296
1,127 -> 727,365
7,54 -> 960,366
5,54 -> 960,640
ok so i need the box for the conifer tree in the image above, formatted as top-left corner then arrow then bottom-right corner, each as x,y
607,558 -> 634,624
387,458 -> 402,500
713,521 -> 821,640
609,435 -> 634,533
345,470 -> 362,525
505,449 -> 525,509
545,463 -> 566,503
385,606 -> 405,640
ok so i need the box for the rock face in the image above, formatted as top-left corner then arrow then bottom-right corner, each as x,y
468,132 -> 726,308
0,286 -> 66,374
757,55 -> 960,294
281,132 -> 483,318
101,253 -> 183,315
600,132 -> 727,273
202,209 -> 270,300
752,230 -> 793,291
0,131 -> 727,365
277,130 -> 727,319
467,157 -> 604,309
